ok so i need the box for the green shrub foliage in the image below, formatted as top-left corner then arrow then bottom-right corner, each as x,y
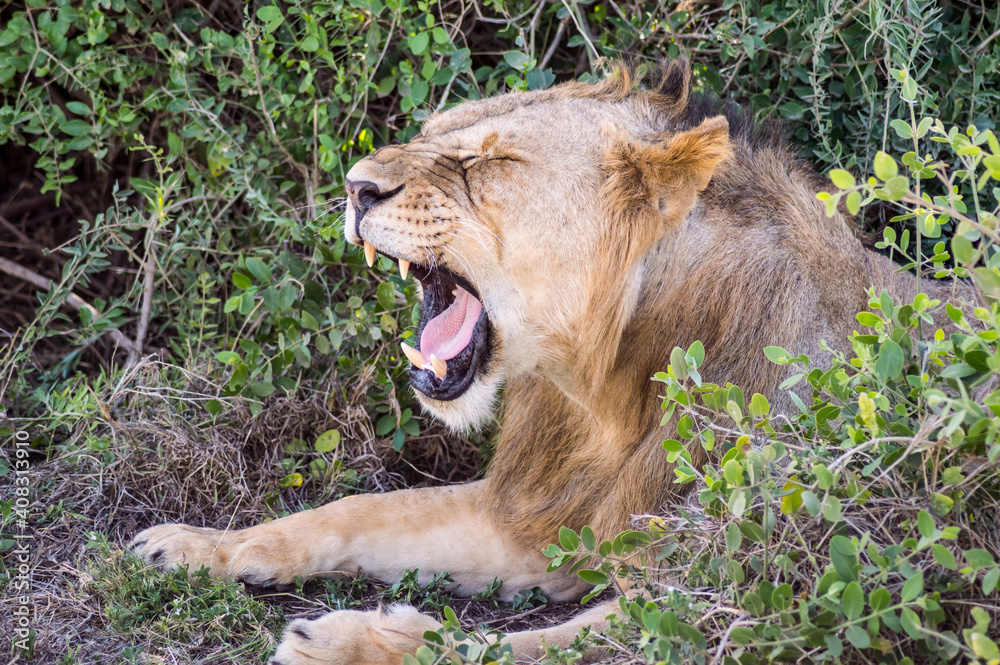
1,0 -> 999,663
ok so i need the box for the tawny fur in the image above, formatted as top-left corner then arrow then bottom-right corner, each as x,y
134,60 -> 972,664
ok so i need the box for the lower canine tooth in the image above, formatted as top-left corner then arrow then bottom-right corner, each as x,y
399,259 -> 410,280
429,354 -> 447,379
364,241 -> 376,267
400,343 -> 426,368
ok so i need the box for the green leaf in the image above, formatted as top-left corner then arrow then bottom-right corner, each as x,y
873,151 -> 899,180
725,522 -> 742,551
842,581 -> 864,620
749,393 -> 770,418
252,380 -> 275,397
846,191 -> 862,215
915,116 -> 934,138
983,567 -> 1000,595
974,267 -> 1000,299
233,272 -> 252,290
670,346 -> 689,381
899,607 -> 922,638
890,119 -> 912,139
377,281 -> 397,310
741,590 -> 765,616
256,5 -> 284,33
730,626 -> 755,645
885,175 -> 909,199
408,32 -> 429,55
738,520 -> 765,543
874,339 -> 904,380
577,569 -> 608,586
952,234 -> 975,266
315,429 -> 341,454
763,346 -> 792,364
215,350 -> 241,365
970,633 -> 1000,663
503,50 -> 530,71
822,496 -> 843,523
931,544 -> 957,570
965,549 -> 996,569
300,310 -> 319,331
771,583 -> 793,610
917,509 -> 935,539
66,101 -> 91,115
580,526 -> 596,551
676,415 -> 695,439
558,526 -> 579,551
869,586 -> 891,611
829,169 -> 855,189
929,492 -> 954,516
409,79 -> 429,105
845,625 -> 870,649
59,119 -> 91,137
688,340 -> 705,366
901,571 -> 923,603
778,101 -> 805,119
375,414 -> 397,436
246,257 -> 272,282
830,535 -> 858,582
723,459 -> 744,485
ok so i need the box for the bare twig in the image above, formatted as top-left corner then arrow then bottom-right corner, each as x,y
0,256 -> 135,352
472,0 -> 541,25
980,27 -> 1000,52
709,612 -> 749,665
128,219 -> 158,365
540,18 -> 569,70
561,0 -> 598,66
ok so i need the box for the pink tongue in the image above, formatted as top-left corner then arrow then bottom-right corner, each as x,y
419,286 -> 482,361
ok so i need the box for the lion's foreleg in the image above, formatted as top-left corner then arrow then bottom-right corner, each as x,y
133,480 -> 587,600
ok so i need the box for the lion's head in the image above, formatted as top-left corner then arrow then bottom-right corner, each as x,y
344,60 -> 732,430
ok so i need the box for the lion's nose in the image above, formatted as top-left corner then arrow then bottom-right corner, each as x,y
346,180 -> 403,220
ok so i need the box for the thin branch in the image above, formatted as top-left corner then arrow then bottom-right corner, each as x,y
472,0 -> 540,25
0,256 -> 136,352
977,26 -> 1000,52
709,612 -> 749,665
540,18 -> 569,70
561,0 -> 598,66
128,218 -> 158,365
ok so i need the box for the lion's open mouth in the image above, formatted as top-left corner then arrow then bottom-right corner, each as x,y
363,244 -> 491,401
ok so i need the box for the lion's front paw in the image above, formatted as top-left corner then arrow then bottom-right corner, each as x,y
131,523 -> 288,586
132,523 -> 232,574
270,606 -> 440,665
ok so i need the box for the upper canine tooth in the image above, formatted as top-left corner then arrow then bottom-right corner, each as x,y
364,241 -> 376,267
399,259 -> 410,280
400,343 -> 426,368
429,354 -> 447,379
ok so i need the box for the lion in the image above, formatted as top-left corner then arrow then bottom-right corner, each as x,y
133,59 -> 958,664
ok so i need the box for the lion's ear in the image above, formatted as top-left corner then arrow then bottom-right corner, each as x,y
655,116 -> 731,192
603,116 -> 731,224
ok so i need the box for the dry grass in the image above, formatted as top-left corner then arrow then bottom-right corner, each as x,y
3,357 -> 508,664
